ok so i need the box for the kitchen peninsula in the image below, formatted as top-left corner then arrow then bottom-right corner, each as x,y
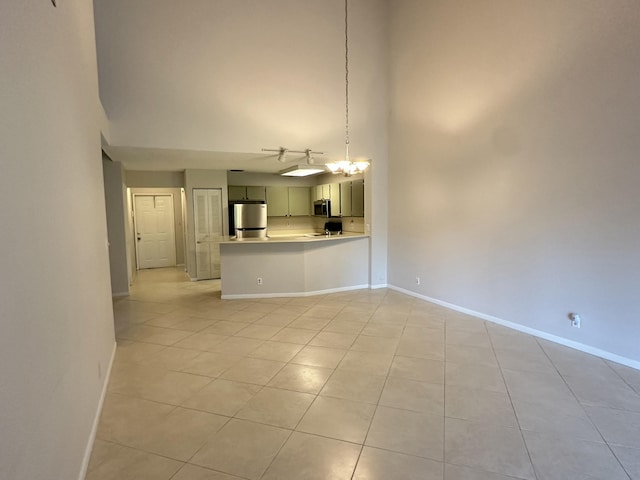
219,233 -> 369,298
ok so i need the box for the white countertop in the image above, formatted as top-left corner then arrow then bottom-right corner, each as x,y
219,232 -> 369,245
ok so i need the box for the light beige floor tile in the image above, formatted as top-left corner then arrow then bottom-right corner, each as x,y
445,345 -> 497,368
114,340 -> 166,364
396,338 -> 445,361
173,332 -> 229,351
168,317 -> 217,332
444,418 -> 534,479
86,440 -> 183,480
291,345 -> 347,368
181,352 -> 244,377
220,357 -> 286,385
191,419 -> 290,480
366,406 -> 443,461
403,325 -> 445,341
267,363 -> 333,394
444,463 -> 520,480
539,340 -> 619,380
201,321 -> 250,336
445,314 -> 486,330
390,356 -> 444,384
445,386 -> 517,428
494,347 -> 556,374
247,341 -> 303,362
585,405 -> 640,448
486,324 -> 541,351
351,335 -> 399,354
524,430 -> 629,480
323,318 -> 367,334
262,432 -> 360,480
226,310 -> 267,323
171,464 -> 244,480
302,305 -> 343,319
288,316 -> 332,330
445,330 -> 492,349
608,361 -> 640,394
380,377 -> 444,415
209,336 -> 265,356
139,346 -> 202,371
235,324 -> 282,340
609,445 -> 640,480
337,350 -> 394,376
353,446 -> 444,480
270,327 -> 317,344
502,369 -> 577,405
320,370 -> 386,404
446,363 -> 506,394
182,379 -> 262,416
309,331 -> 358,348
564,374 -> 640,412
98,395 -> 227,461
297,396 -> 375,443
369,311 -> 407,325
254,313 -> 297,327
117,325 -> 194,345
512,396 -> 602,441
360,323 -> 404,338
108,363 -> 212,405
236,386 -> 315,428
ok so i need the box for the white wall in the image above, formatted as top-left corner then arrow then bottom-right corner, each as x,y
0,0 -> 116,478
388,0 -> 640,364
102,158 -> 130,295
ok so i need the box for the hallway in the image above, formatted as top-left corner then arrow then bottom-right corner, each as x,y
87,268 -> 640,479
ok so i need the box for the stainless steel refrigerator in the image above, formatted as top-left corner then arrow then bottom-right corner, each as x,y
233,203 -> 267,239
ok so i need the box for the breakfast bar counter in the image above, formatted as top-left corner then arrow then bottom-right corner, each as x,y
219,234 -> 370,299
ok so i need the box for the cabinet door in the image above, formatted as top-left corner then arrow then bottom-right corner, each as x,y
228,186 -> 246,201
266,186 -> 289,216
322,184 -> 330,199
340,181 -> 352,217
288,187 -> 311,216
329,183 -> 341,216
314,185 -> 323,201
351,179 -> 364,217
246,186 -> 266,201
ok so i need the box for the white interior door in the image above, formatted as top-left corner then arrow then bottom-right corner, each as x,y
194,189 -> 223,279
134,195 -> 176,269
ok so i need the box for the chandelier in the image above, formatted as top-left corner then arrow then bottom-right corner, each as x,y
326,0 -> 370,177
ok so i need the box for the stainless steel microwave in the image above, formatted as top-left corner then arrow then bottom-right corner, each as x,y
313,199 -> 331,217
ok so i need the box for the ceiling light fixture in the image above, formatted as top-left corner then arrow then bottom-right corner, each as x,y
326,0 -> 369,177
279,165 -> 326,177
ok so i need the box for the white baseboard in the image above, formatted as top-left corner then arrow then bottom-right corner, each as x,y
77,341 -> 117,480
370,283 -> 388,289
221,284 -> 370,300
389,285 -> 640,371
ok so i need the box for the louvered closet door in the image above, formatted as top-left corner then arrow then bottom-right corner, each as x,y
193,188 -> 223,280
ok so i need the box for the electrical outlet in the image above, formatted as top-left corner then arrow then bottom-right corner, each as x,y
416,276 -> 421,285
257,277 -> 263,285
568,313 -> 581,328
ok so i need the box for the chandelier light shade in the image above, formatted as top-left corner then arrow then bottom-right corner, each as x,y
326,0 -> 370,177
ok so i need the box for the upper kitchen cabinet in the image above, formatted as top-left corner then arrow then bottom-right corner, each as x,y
314,184 -> 330,201
340,181 -> 352,217
228,185 -> 266,201
266,186 -> 311,217
329,183 -> 341,216
351,179 -> 364,217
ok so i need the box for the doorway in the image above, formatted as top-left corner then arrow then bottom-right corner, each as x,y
193,188 -> 223,279
133,194 -> 177,269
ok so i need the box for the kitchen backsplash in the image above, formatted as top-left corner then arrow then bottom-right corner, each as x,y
267,216 -> 365,235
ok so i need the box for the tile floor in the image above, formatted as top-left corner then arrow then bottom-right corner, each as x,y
87,267 -> 640,480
